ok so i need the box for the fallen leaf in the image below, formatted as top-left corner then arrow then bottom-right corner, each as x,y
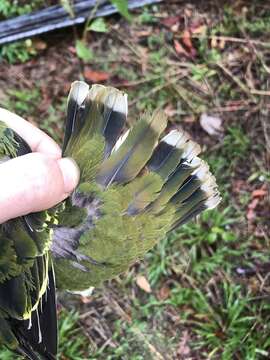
211,36 -> 218,48
200,113 -> 224,137
177,331 -> 191,356
192,24 -> 207,35
161,15 -> 180,28
182,29 -> 197,57
136,275 -> 152,293
135,29 -> 152,37
171,23 -> 179,33
174,40 -> 190,57
248,198 -> 259,210
247,198 -> 259,221
68,46 -> 77,54
211,36 -> 226,50
219,38 -> 226,49
252,187 -> 268,198
84,68 -> 110,82
33,39 -> 47,50
184,8 -> 192,18
158,285 -> 171,300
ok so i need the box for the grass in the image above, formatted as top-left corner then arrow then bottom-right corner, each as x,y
0,0 -> 47,63
0,1 -> 269,359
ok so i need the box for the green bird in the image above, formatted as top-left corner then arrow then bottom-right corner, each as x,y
0,124 -> 57,359
0,81 -> 221,359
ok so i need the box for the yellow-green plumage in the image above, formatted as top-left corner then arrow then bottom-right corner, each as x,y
0,81 -> 221,359
53,81 -> 221,291
0,122 -> 57,358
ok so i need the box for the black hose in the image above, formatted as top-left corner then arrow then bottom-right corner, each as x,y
0,0 -> 163,46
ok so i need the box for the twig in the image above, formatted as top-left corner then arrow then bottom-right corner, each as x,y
114,68 -> 189,88
172,83 -> 200,113
176,34 -> 270,48
238,24 -> 270,75
112,27 -> 145,62
250,89 -> 270,96
129,72 -> 188,107
216,62 -> 257,102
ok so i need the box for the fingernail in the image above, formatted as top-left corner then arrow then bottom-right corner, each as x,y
58,157 -> 80,193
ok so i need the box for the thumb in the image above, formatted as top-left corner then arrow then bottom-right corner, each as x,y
0,153 -> 80,223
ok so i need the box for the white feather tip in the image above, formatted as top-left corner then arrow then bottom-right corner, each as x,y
205,194 -> 221,209
70,81 -> 89,106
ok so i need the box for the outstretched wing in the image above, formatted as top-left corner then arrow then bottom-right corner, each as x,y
52,82 -> 220,291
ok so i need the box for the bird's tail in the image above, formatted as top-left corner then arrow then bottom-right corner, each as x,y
0,268 -> 57,360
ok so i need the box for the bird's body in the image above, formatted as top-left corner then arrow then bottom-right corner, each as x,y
0,81 -> 220,358
0,123 -> 57,359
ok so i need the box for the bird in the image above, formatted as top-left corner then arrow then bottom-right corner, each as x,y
0,81 -> 221,359
0,124 -> 57,359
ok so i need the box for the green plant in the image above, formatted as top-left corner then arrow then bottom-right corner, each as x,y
58,309 -> 91,359
5,88 -> 41,116
110,0 -> 131,21
0,0 -> 43,19
193,283 -> 270,359
0,40 -> 37,64
223,126 -> 250,160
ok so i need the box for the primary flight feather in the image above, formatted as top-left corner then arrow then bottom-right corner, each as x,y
0,81 -> 221,358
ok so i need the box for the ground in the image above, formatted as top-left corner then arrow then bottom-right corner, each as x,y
0,0 -> 269,359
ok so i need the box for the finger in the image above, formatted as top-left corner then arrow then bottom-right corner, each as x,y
0,107 -> 61,158
0,153 -> 80,223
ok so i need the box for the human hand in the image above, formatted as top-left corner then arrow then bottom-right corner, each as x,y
0,108 -> 80,223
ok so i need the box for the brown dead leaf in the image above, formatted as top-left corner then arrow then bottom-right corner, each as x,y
158,285 -> 171,300
68,46 -> 77,54
252,186 -> 268,198
182,30 -> 193,49
211,36 -> 226,50
161,15 -> 180,29
192,24 -> 207,35
176,331 -> 191,357
200,113 -> 224,137
83,68 -> 110,83
171,23 -> 179,33
248,198 -> 259,210
184,8 -> 192,18
136,275 -> 152,293
135,30 -> 152,37
247,198 -> 259,221
182,29 -> 196,57
211,36 -> 218,48
247,184 -> 268,225
33,39 -> 47,50
174,40 -> 190,57
219,38 -> 226,49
